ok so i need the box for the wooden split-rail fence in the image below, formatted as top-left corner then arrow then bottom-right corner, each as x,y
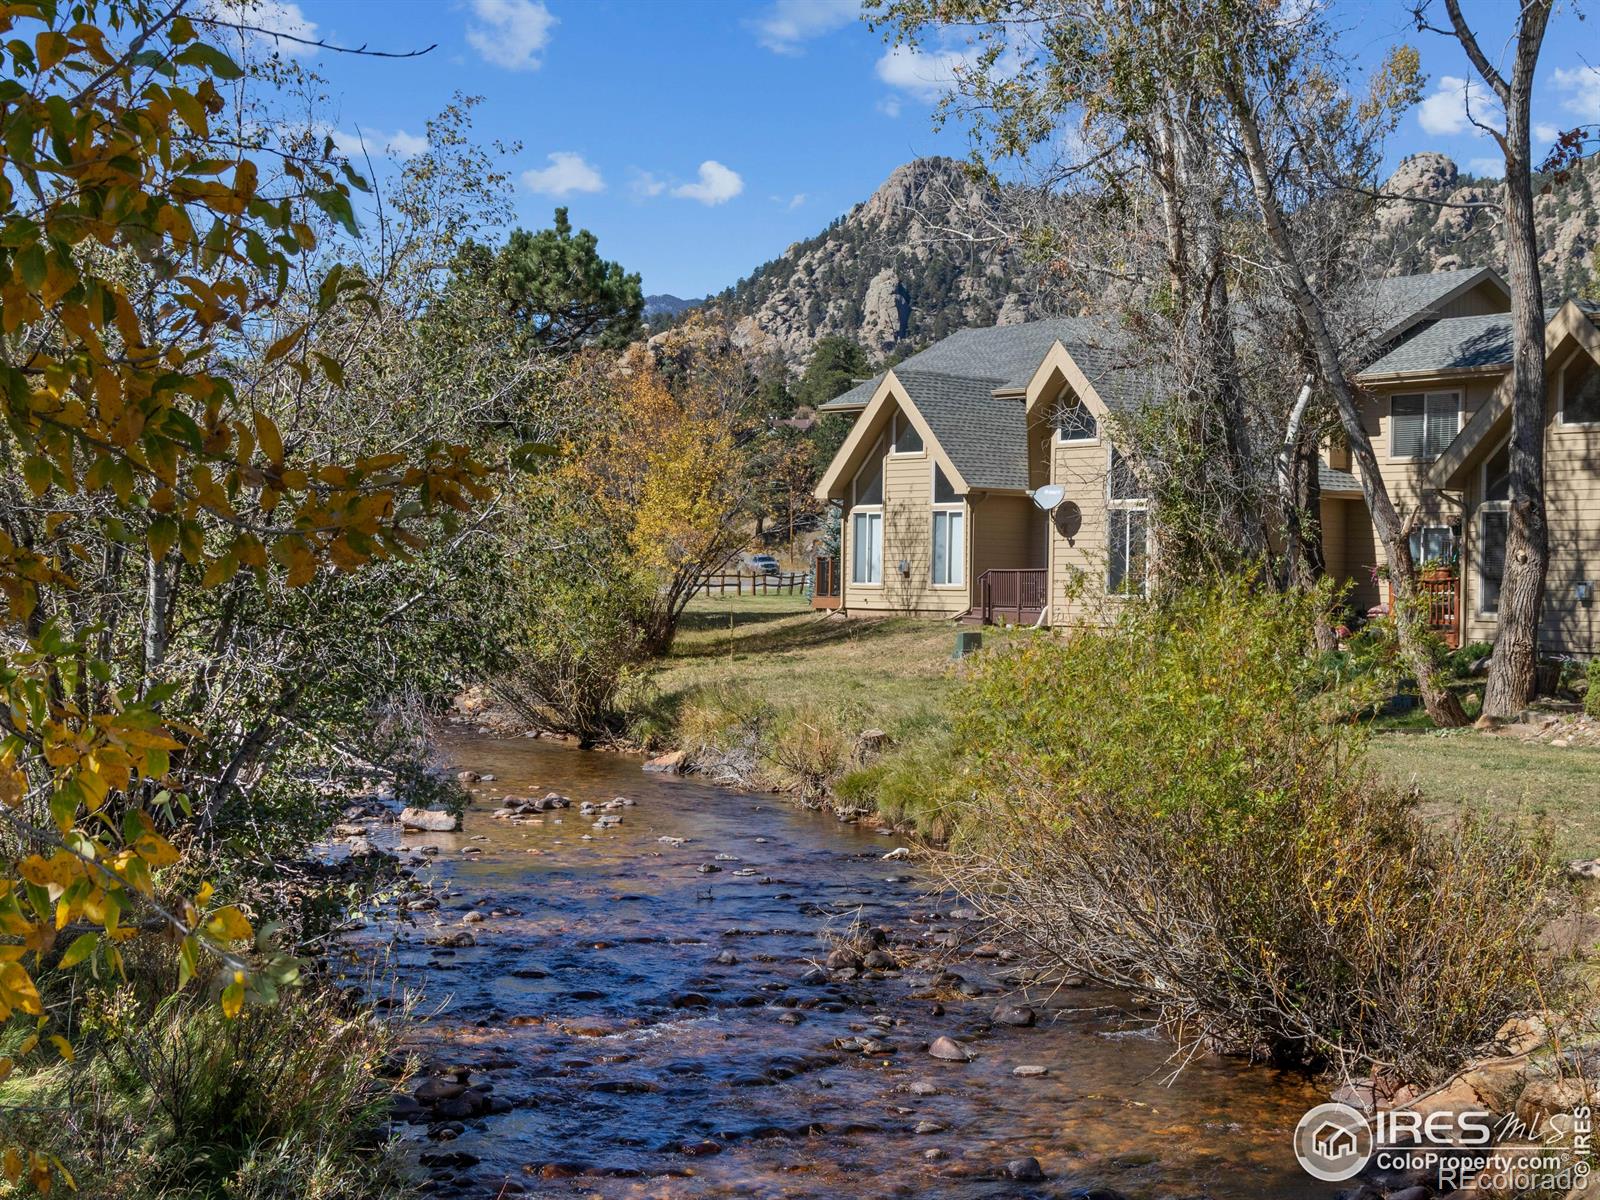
695,571 -> 809,597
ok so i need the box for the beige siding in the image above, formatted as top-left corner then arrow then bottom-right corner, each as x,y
1356,377 -> 1498,533
842,445 -> 972,617
971,495 -> 1037,580
1461,339 -> 1600,654
1046,433 -> 1116,625
1437,279 -> 1511,320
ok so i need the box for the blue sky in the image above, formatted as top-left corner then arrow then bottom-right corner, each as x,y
240,0 -> 1599,298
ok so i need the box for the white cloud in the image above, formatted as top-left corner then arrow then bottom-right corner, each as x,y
787,193 -> 807,210
330,127 -> 429,161
1467,156 -> 1504,178
466,0 -> 556,71
877,95 -> 902,118
630,170 -> 666,199
1535,122 -> 1561,145
749,0 -> 857,54
204,0 -> 319,58
522,152 -> 604,197
875,43 -> 979,102
1417,74 -> 1500,136
671,160 -> 744,205
1551,65 -> 1600,122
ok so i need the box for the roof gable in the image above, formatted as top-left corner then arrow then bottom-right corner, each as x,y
1427,301 -> 1600,489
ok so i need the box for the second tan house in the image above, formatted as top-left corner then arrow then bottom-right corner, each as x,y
812,268 -> 1600,655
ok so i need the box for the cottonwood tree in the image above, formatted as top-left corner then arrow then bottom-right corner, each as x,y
1410,0 -> 1553,717
874,0 -> 1274,579
872,0 -> 1467,721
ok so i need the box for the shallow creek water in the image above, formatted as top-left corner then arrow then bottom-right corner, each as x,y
371,732 -> 1333,1198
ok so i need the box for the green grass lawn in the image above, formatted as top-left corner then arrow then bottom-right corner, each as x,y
1367,729 -> 1600,860
642,592 -> 1000,730
646,596 -> 1600,858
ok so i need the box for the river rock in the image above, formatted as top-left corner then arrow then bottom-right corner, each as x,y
1003,1157 -> 1045,1181
415,1078 -> 467,1105
928,1036 -> 973,1062
826,948 -> 862,971
401,807 -> 461,832
993,1004 -> 1036,1027
643,750 -> 686,774
594,815 -> 622,829
914,1119 -> 946,1134
909,1080 -> 938,1096
454,770 -> 481,783
863,949 -> 897,970
1012,1064 -> 1048,1078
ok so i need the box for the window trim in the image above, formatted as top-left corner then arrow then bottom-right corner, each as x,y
889,411 -> 926,456
1408,524 -> 1456,567
1477,436 -> 1510,617
851,434 -> 886,508
1106,446 -> 1149,597
849,508 -> 884,588
1388,390 -> 1462,461
1557,347 -> 1600,428
929,461 -> 965,588
1105,506 -> 1149,598
1053,395 -> 1100,445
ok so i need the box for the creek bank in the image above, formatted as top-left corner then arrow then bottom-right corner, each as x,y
344,730 -> 1346,1199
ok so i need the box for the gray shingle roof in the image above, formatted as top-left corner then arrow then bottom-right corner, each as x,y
1358,312 -> 1515,377
819,317 -> 1163,416
893,370 -> 1028,491
1319,463 -> 1362,495
1363,269 -> 1498,338
820,376 -> 881,412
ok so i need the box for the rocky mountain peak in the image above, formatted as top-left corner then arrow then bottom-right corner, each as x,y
711,152 -> 1597,372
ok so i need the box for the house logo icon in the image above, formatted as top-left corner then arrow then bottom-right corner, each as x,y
1293,1102 -> 1374,1181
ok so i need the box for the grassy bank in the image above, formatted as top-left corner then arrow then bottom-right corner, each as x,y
627,594 -> 1011,835
1367,730 -> 1600,860
635,595 -> 1600,855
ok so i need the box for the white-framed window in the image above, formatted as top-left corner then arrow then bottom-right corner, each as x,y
852,438 -> 884,507
891,411 -> 924,454
851,511 -> 883,584
1409,525 -> 1455,566
1390,391 -> 1460,460
1054,396 -> 1098,443
1106,446 -> 1148,596
930,463 -> 964,586
1478,439 -> 1509,614
850,436 -> 885,585
1558,349 -> 1600,426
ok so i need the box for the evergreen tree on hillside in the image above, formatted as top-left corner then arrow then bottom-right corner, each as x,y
794,336 -> 872,410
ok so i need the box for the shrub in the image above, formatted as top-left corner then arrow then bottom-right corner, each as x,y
1587,658 -> 1600,719
939,581 -> 1566,1083
762,702 -> 865,805
2,977 -> 409,1200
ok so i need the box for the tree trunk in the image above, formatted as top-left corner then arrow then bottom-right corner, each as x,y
1439,0 -> 1553,717
1224,76 -> 1467,726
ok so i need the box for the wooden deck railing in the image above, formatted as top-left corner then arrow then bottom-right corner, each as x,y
979,568 -> 1047,625
696,571 -> 809,597
1419,569 -> 1461,649
812,556 -> 841,609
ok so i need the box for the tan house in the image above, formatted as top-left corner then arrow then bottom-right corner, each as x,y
812,268 -> 1600,655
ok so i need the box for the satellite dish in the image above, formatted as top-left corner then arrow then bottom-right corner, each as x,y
1032,484 -> 1066,511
